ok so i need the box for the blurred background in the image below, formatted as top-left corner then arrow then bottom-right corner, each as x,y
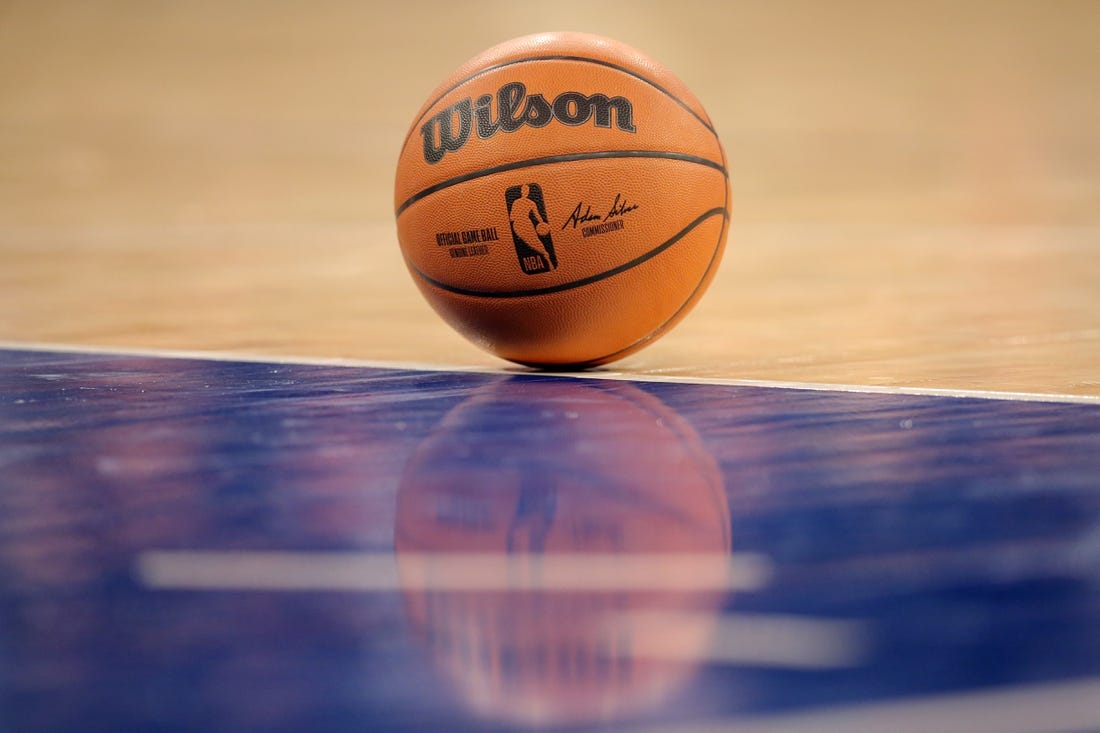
1,0 -> 1098,392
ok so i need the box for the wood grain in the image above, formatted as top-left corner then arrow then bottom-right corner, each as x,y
2,0 -> 1097,394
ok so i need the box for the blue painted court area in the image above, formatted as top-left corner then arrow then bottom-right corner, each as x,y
2,348 -> 1100,733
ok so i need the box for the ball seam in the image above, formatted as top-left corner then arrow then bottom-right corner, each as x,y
396,150 -> 726,217
407,206 -> 727,298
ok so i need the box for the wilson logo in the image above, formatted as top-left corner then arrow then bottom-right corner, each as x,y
421,81 -> 636,164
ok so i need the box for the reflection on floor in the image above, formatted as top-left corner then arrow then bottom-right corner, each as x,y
2,348 -> 1100,732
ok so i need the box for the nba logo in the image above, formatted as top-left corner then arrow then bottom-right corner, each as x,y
505,183 -> 558,274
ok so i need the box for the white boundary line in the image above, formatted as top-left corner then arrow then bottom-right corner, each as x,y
627,675 -> 1100,733
136,550 -> 872,671
135,550 -> 773,593
3,339 -> 1098,405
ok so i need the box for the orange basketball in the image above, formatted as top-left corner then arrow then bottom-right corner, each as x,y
394,32 -> 730,368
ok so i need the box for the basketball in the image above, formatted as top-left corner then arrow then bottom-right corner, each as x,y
394,32 -> 730,368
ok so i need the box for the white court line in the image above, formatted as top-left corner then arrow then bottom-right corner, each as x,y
135,550 -> 772,593
4,340 -> 1099,404
627,676 -> 1100,733
620,610 -> 870,670
137,550 -> 873,672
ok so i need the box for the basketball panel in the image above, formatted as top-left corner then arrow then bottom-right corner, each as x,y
401,31 -> 716,153
413,213 -> 727,366
395,59 -> 724,209
398,158 -> 727,294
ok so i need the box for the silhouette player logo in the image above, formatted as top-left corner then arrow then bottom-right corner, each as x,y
505,183 -> 558,274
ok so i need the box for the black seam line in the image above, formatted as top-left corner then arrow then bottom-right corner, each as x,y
400,54 -> 717,155
411,206 -> 728,299
395,150 -> 726,217
573,201 -> 729,367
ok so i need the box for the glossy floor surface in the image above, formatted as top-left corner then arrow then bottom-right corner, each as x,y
3,347 -> 1100,732
2,1 -> 1098,393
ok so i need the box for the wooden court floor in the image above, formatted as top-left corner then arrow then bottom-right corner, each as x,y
1,0 -> 1098,396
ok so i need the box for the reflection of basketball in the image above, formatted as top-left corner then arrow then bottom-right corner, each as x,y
394,32 -> 730,368
395,378 -> 730,726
